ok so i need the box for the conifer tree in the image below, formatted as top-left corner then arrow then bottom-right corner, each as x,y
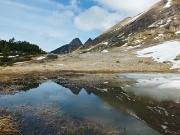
2,42 -> 10,58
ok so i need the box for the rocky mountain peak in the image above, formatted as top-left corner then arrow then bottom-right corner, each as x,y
84,38 -> 92,45
51,38 -> 83,54
69,38 -> 82,46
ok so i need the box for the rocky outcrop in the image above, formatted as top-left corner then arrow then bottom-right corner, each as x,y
46,53 -> 58,59
51,38 -> 83,54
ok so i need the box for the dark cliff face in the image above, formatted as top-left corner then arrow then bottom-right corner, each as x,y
84,0 -> 180,47
51,38 -> 83,54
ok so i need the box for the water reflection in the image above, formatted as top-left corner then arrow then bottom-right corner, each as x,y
56,74 -> 180,135
121,73 -> 180,102
0,73 -> 180,135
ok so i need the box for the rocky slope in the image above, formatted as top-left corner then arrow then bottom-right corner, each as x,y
51,38 -> 83,54
83,0 -> 180,51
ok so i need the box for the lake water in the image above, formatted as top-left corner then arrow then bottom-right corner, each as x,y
0,73 -> 180,135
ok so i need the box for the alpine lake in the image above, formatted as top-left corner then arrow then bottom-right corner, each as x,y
0,73 -> 180,135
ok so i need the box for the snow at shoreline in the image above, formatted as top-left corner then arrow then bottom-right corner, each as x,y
122,74 -> 180,102
137,41 -> 180,69
158,80 -> 180,89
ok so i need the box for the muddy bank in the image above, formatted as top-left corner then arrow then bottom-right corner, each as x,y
0,72 -> 135,94
0,45 -> 179,94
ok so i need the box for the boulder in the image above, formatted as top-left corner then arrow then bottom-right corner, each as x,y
46,53 -> 58,59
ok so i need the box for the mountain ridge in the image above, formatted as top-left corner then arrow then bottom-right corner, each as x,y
82,0 -> 180,51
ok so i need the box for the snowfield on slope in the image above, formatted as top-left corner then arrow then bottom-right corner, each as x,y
137,41 -> 180,69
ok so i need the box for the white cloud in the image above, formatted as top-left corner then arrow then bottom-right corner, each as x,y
55,0 -> 81,13
0,0 -> 161,51
74,6 -> 121,31
74,0 -> 160,31
46,10 -> 74,27
95,0 -> 160,16
0,0 -> 82,51
0,0 -> 47,12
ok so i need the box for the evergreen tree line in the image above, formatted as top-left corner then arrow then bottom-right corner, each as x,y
0,37 -> 43,55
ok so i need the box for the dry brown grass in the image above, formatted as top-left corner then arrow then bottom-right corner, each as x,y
0,115 -> 20,135
0,40 -> 178,86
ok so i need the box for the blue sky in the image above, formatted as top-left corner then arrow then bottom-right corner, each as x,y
0,0 -> 159,51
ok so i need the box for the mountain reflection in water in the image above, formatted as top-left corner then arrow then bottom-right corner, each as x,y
0,73 -> 180,135
56,75 -> 180,135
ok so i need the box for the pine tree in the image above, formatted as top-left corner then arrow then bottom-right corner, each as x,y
2,42 -> 10,58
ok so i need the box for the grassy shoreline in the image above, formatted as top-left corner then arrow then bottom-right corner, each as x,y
0,67 -> 179,95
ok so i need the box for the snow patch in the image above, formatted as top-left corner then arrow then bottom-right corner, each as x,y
137,41 -> 180,69
8,56 -> 16,58
154,34 -> 165,40
175,31 -> 180,34
102,42 -> 108,45
122,73 -> 180,102
148,21 -> 158,28
164,0 -> 172,8
158,80 -> 180,89
101,50 -> 108,53
161,125 -> 167,130
103,82 -> 108,84
149,19 -> 171,28
117,33 -> 124,37
158,34 -> 164,37
159,19 -> 171,28
36,56 -> 45,60
14,62 -> 26,65
128,45 -> 141,49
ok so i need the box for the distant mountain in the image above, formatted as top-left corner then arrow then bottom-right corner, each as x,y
82,0 -> 180,51
51,38 -> 83,54
84,38 -> 92,45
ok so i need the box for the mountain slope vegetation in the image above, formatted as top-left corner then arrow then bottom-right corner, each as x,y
82,0 -> 180,52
